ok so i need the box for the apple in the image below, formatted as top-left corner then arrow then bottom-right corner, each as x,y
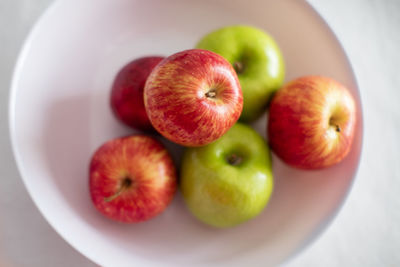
89,135 -> 177,223
110,56 -> 164,131
144,49 -> 243,147
180,123 -> 274,228
196,25 -> 285,122
267,75 -> 357,169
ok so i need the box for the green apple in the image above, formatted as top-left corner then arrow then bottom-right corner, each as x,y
196,25 -> 285,121
180,123 -> 273,228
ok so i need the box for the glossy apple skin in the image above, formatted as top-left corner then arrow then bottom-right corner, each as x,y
268,76 -> 356,169
110,56 -> 164,131
180,123 -> 273,228
144,49 -> 243,147
196,25 -> 285,122
89,135 -> 177,223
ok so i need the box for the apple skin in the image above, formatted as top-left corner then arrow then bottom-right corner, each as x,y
110,56 -> 164,131
196,25 -> 285,122
89,135 -> 177,223
267,76 -> 356,169
144,49 -> 243,147
180,123 -> 273,228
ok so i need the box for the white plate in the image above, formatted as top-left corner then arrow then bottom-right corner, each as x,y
9,0 -> 363,266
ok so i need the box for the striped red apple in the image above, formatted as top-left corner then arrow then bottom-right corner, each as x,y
268,76 -> 356,169
89,135 -> 177,223
144,49 -> 243,147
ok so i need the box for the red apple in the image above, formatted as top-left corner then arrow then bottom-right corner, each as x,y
89,135 -> 177,223
267,76 -> 356,169
110,56 -> 164,131
144,49 -> 243,147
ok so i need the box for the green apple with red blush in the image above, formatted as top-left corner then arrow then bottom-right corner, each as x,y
196,25 -> 285,122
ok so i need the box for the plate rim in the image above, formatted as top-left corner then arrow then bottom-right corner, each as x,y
8,0 -> 98,264
279,0 -> 364,265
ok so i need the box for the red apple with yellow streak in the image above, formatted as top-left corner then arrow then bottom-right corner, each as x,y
89,135 -> 177,223
268,76 -> 356,169
144,49 -> 243,147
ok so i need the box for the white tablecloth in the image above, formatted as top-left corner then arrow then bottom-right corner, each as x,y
0,0 -> 398,266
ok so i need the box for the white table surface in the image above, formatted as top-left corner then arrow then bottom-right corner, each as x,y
1,0 -> 399,266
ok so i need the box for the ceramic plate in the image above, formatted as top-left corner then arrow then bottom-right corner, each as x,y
9,0 -> 363,266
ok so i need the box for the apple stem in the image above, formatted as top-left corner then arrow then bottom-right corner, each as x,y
104,177 -> 132,202
233,61 -> 244,74
227,154 -> 243,166
336,125 -> 341,132
205,88 -> 217,98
